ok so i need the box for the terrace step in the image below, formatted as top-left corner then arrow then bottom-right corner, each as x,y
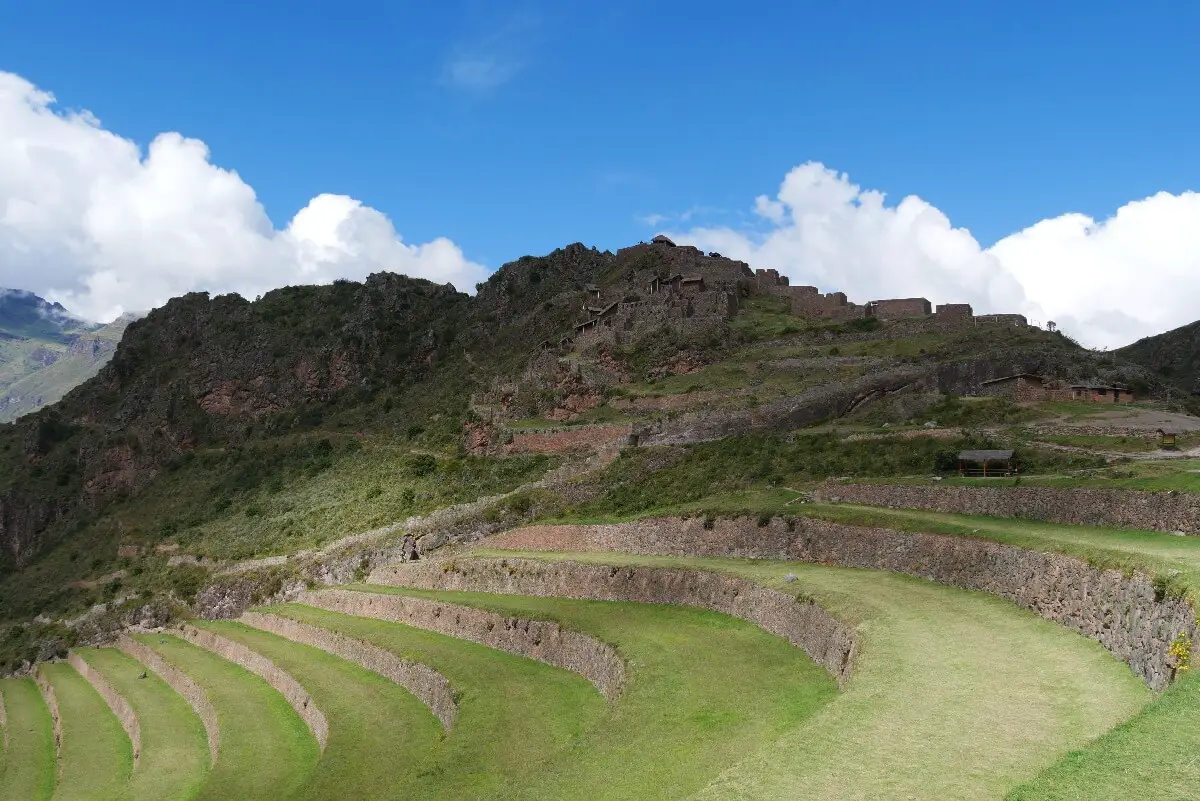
76,647 -> 210,801
39,662 -> 131,800
138,634 -> 318,800
0,678 -> 56,801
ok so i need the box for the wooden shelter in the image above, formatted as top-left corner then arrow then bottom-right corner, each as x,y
957,449 -> 1017,477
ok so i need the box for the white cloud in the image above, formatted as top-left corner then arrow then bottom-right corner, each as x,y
0,71 -> 488,322
440,8 -> 538,92
673,162 -> 1200,349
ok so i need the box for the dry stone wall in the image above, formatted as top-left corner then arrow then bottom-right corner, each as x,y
300,589 -> 625,700
67,651 -> 141,767
176,623 -> 329,751
482,516 -> 1196,690
375,559 -> 856,685
817,482 -> 1200,535
117,635 -> 219,765
238,611 -> 457,732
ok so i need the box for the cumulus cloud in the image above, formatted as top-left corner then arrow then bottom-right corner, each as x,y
0,71 -> 488,322
673,163 -> 1200,349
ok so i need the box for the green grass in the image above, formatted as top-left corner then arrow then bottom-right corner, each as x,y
270,601 -> 607,799
194,619 -> 443,801
1040,434 -> 1159,452
76,648 -> 209,801
0,678 -> 56,800
469,551 -> 1149,800
138,633 -> 318,801
346,585 -> 838,801
40,662 -> 132,801
1007,668 -> 1200,800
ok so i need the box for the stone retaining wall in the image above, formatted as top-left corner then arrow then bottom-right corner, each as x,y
238,611 -> 457,732
301,589 -> 625,700
816,482 -> 1200,535
68,651 -> 141,767
116,634 -> 219,765
373,560 -> 856,685
482,516 -> 1196,690
176,624 -> 329,751
34,667 -> 62,775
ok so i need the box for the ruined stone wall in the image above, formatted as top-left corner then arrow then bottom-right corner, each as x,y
300,589 -> 626,700
68,651 -> 140,767
867,298 -> 932,319
935,303 -> 973,319
789,289 -> 865,320
477,515 -> 1195,689
975,313 -> 1029,327
238,611 -> 457,732
816,482 -> 1200,535
177,623 -> 329,750
379,559 -> 856,685
507,425 -> 633,455
117,634 -> 219,765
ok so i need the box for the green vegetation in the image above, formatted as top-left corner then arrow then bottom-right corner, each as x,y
1008,669 -> 1200,800
78,647 -> 209,801
924,457 -> 1200,492
140,633 -> 319,801
0,678 -> 56,800
1040,433 -> 1160,452
0,439 -> 554,626
351,585 -> 837,800
467,551 -> 1147,800
195,620 -> 443,801
569,433 -> 1104,521
40,661 -> 132,800
270,601 -> 608,799
727,293 -> 802,341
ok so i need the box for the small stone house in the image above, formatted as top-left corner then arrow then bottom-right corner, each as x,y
1067,383 -> 1133,404
979,373 -> 1046,403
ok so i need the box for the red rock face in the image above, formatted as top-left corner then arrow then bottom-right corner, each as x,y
462,421 -> 494,455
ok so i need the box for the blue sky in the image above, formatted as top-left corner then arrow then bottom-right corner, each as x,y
2,1 -> 1200,345
5,1 -> 1196,263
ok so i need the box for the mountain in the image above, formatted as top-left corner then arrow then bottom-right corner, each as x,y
0,241 -> 1164,641
0,289 -> 138,423
1115,319 -> 1200,397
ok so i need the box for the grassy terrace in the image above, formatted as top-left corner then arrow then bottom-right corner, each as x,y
345,585 -> 837,801
269,602 -> 609,799
0,678 -> 55,801
139,634 -> 318,801
454,551 -> 1147,800
77,648 -> 209,801
195,619 -> 443,801
40,661 -> 132,801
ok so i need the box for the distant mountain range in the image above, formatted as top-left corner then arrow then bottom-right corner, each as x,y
0,289 -> 138,423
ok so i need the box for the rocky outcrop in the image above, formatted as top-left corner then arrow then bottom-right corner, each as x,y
34,667 -> 62,778
815,482 -> 1200,535
481,516 -> 1197,690
300,589 -> 626,700
238,611 -> 457,732
176,623 -> 329,751
372,560 -> 856,686
67,651 -> 140,767
117,634 -> 219,765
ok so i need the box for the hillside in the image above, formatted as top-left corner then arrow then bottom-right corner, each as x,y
6,240 -> 1200,800
0,239 -> 1162,638
0,290 -> 138,423
1116,318 -> 1200,397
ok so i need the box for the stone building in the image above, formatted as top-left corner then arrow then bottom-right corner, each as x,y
975,313 -> 1029,327
980,373 -> 1046,402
